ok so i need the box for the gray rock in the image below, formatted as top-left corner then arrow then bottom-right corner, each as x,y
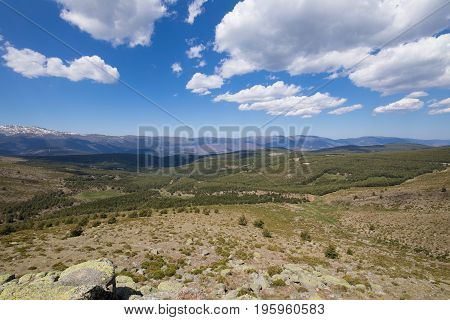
249,273 -> 269,293
157,280 -> 182,293
59,259 -> 115,292
220,269 -> 232,277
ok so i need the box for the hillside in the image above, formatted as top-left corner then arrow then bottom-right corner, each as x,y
0,147 -> 448,300
1,125 -> 449,156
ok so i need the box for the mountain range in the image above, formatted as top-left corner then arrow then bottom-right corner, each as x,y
1,125 -> 449,156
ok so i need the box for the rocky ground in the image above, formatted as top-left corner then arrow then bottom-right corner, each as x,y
0,170 -> 448,300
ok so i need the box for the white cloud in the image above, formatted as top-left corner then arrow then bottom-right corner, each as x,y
214,0 -> 449,82
328,104 -> 363,115
56,0 -> 166,47
429,97 -> 450,108
238,92 -> 348,118
214,81 -> 300,104
186,0 -> 208,24
186,44 -> 205,59
186,72 -> 223,95
429,107 -> 450,115
349,35 -> 450,94
406,91 -> 429,99
428,97 -> 450,115
171,62 -> 182,74
373,96 -> 424,114
2,45 -> 119,84
196,60 -> 206,68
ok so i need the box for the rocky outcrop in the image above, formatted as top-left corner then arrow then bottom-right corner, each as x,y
0,259 -> 115,300
0,259 -> 360,300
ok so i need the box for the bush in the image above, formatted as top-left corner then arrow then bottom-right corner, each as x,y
369,224 -> 375,231
253,219 -> 265,228
441,186 -> 447,193
69,226 -> 83,237
77,216 -> 89,227
214,209 -> 219,214
238,215 -> 248,226
107,217 -> 117,224
272,278 -> 286,287
325,244 -> 339,259
100,213 -> 107,219
262,228 -> 272,238
267,265 -> 283,277
300,230 -> 311,241
0,224 -> 14,236
128,212 -> 138,218
91,220 -> 101,227
52,262 -> 68,271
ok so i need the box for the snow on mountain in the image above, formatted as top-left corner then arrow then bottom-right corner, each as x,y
0,125 -> 77,137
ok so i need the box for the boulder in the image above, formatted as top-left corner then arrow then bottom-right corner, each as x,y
249,273 -> 269,293
59,259 -> 115,289
281,264 -> 323,289
157,280 -> 182,293
0,259 -> 116,300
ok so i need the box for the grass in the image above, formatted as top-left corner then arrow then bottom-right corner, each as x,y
75,190 -> 124,202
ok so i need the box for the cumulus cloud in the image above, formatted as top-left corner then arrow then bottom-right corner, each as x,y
214,81 -> 300,104
171,62 -> 182,75
186,72 -> 223,95
349,35 -> 450,94
2,45 -> 119,84
238,92 -> 348,118
186,0 -> 208,24
373,96 -> 424,114
186,44 -> 205,59
214,0 -> 449,90
196,60 -> 206,68
328,104 -> 363,115
55,0 -> 166,47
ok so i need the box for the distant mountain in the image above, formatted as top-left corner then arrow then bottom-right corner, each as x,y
0,125 -> 449,156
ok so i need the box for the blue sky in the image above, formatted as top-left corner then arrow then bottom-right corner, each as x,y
0,0 -> 449,139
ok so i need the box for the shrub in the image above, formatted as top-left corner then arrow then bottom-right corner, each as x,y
107,217 -> 117,224
69,226 -> 83,237
128,212 -> 138,218
441,186 -> 447,193
164,264 -> 178,277
324,244 -> 339,259
91,220 -> 101,227
0,224 -> 14,236
77,216 -> 89,227
267,265 -> 283,277
262,228 -> 272,238
346,248 -> 353,255
52,262 -> 68,271
272,278 -> 286,287
100,213 -> 107,219
214,209 -> 219,214
238,215 -> 248,226
369,224 -> 375,231
253,219 -> 265,228
300,230 -> 311,241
